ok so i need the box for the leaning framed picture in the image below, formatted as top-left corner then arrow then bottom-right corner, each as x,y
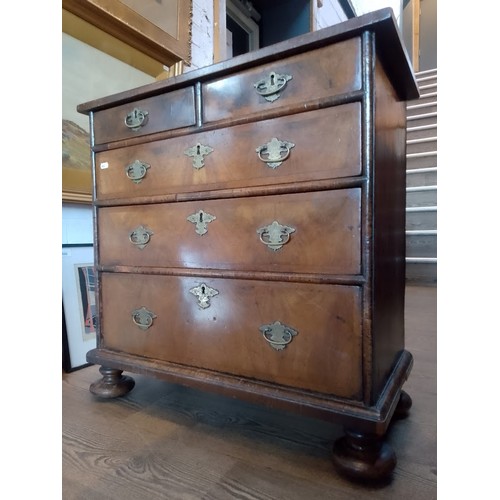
62,244 -> 97,371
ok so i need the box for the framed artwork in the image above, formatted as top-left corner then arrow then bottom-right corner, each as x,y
62,244 -> 97,371
62,0 -> 192,67
62,119 -> 93,204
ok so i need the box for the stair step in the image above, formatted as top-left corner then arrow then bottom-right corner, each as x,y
406,186 -> 437,207
415,68 -> 437,77
407,112 -> 437,127
406,101 -> 437,116
406,207 -> 437,230
406,151 -> 437,169
407,91 -> 437,106
406,167 -> 437,186
405,260 -> 437,285
407,123 -> 437,140
418,83 -> 437,92
416,74 -> 437,86
406,136 -> 437,154
406,231 -> 437,258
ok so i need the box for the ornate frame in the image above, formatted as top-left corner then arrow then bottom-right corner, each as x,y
62,0 -> 192,67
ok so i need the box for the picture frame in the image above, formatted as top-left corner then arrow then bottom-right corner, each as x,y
62,244 -> 97,371
62,0 -> 193,68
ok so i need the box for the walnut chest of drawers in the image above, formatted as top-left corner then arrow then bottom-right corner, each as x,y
78,9 -> 419,482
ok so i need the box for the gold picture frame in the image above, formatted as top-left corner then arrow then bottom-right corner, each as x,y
62,0 -> 192,67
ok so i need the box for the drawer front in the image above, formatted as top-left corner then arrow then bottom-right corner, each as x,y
100,273 -> 363,399
98,189 -> 361,275
203,37 -> 361,123
92,86 -> 196,145
94,103 -> 361,201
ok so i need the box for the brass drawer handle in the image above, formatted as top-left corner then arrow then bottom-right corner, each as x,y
257,220 -> 295,251
125,160 -> 150,183
187,210 -> 216,235
256,137 -> 295,169
259,321 -> 298,350
125,107 -> 149,131
189,283 -> 219,309
184,143 -> 214,170
253,72 -> 292,102
131,307 -> 157,330
129,225 -> 154,249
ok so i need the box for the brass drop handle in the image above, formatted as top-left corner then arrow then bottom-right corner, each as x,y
254,72 -> 292,102
125,160 -> 150,183
129,225 -> 154,249
257,221 -> 295,251
256,137 -> 295,169
131,307 -> 157,330
259,321 -> 298,350
125,107 -> 149,130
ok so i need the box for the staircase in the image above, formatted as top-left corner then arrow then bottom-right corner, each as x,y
405,68 -> 437,285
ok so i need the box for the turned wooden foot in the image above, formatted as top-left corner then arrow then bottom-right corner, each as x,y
393,390 -> 412,420
89,366 -> 135,398
332,429 -> 396,482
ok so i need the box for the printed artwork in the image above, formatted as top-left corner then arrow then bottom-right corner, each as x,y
75,264 -> 96,340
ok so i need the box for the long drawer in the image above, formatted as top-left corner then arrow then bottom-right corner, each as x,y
100,272 -> 363,399
92,86 -> 196,145
98,189 -> 361,276
94,102 -> 362,201
202,37 -> 362,123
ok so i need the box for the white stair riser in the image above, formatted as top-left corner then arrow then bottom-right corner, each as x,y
406,262 -> 437,284
407,137 -> 437,154
407,113 -> 437,127
406,189 -> 437,207
406,233 -> 437,258
406,102 -> 437,117
406,210 -> 437,230
406,153 -> 437,169
407,125 -> 437,140
406,170 -> 437,187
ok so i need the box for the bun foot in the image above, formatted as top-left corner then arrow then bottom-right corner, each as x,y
90,366 -> 135,398
332,429 -> 396,482
394,390 -> 412,419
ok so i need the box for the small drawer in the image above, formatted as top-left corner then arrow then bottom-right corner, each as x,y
98,188 -> 361,276
202,37 -> 362,123
100,273 -> 363,399
92,86 -> 196,145
94,102 -> 361,201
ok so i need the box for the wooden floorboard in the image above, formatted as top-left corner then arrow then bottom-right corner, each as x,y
62,285 -> 437,499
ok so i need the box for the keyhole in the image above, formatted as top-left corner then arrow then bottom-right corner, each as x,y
199,211 -> 203,222
196,144 -> 201,155
270,73 -> 275,85
201,285 -> 206,294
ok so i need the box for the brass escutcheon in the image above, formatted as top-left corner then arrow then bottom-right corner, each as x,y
131,306 -> 157,330
187,210 -> 216,235
125,160 -> 150,183
257,220 -> 295,251
259,321 -> 298,350
129,225 -> 154,249
184,143 -> 214,169
253,72 -> 292,102
189,283 -> 219,309
125,107 -> 149,130
256,137 -> 295,168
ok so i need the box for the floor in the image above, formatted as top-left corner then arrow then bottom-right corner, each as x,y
62,285 -> 437,500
